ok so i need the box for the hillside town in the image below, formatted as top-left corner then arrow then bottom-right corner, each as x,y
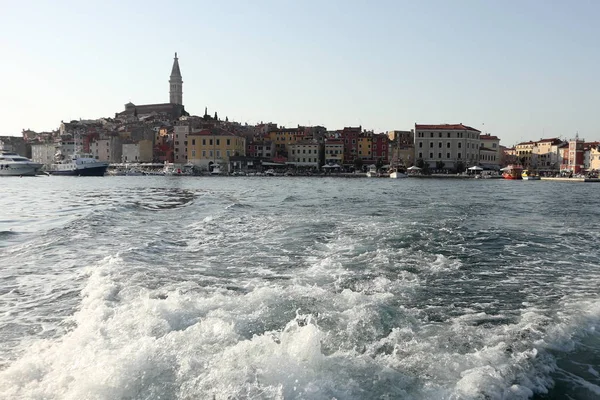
1,53 -> 599,176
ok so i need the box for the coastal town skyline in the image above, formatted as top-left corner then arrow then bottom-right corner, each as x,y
2,1 -> 600,145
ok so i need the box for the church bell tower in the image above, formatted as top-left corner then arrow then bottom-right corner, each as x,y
169,52 -> 183,105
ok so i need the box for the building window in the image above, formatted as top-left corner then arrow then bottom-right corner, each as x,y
438,142 -> 442,148
439,132 -> 442,138
226,150 -> 230,157
209,139 -> 213,145
202,150 -> 206,157
192,139 -> 196,145
447,152 -> 450,158
192,150 -> 196,157
430,133 -> 434,138
227,139 -> 231,146
438,153 -> 442,158
419,152 -> 423,158
458,142 -> 462,148
419,142 -> 423,148
429,152 -> 433,158
216,150 -> 221,158
430,143 -> 433,148
447,142 -> 450,148
458,153 -> 462,159
209,150 -> 213,157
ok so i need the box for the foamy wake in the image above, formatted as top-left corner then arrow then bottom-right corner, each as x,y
1,255 -> 599,400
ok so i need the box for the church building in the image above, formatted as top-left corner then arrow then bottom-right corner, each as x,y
116,53 -> 187,120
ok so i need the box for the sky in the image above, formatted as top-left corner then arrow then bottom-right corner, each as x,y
1,0 -> 599,146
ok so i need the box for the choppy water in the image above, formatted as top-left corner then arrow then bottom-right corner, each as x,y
1,176 -> 599,400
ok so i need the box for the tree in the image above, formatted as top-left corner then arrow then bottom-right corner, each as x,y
435,160 -> 445,170
422,162 -> 431,175
455,160 -> 466,173
353,157 -> 363,172
375,157 -> 384,171
416,158 -> 425,169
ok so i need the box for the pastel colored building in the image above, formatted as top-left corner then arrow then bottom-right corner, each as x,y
288,141 -> 321,168
414,123 -> 481,169
187,128 -> 246,171
324,140 -> 344,165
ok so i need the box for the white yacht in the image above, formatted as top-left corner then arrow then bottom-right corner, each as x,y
47,152 -> 108,176
0,150 -> 43,176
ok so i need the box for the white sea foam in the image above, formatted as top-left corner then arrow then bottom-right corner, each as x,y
4,252 -> 595,400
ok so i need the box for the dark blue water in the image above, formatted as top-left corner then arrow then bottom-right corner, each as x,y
1,176 -> 599,399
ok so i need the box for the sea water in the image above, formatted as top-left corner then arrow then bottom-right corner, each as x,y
0,176 -> 599,399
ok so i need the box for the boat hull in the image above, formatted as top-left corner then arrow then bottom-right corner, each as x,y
390,172 -> 408,179
0,164 -> 42,177
48,165 -> 108,176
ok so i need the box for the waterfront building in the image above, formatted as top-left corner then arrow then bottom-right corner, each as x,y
30,142 -> 56,166
187,128 -> 246,171
358,135 -> 371,160
562,135 -> 585,173
414,123 -> 481,169
267,127 -> 305,160
324,140 -> 344,165
371,132 -> 389,164
531,138 -> 563,171
251,140 -> 274,159
388,130 -> 414,167
173,122 -> 190,163
515,141 -> 535,168
341,126 -> 361,167
288,141 -> 321,168
589,144 -> 600,171
122,140 -> 153,163
154,127 -> 174,163
90,135 -> 123,163
479,134 -> 501,170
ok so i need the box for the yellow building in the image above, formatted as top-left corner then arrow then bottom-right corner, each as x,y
515,141 -> 535,167
324,140 -> 344,165
267,127 -> 305,159
358,136 -> 372,160
188,128 -> 246,171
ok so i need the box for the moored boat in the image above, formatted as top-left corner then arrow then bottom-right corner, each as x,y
47,153 -> 108,176
0,150 -> 43,177
389,169 -> 408,179
521,169 -> 541,180
501,164 -> 523,180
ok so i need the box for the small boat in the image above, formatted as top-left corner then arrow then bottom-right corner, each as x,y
264,169 -> 275,176
521,169 -> 541,180
163,162 -> 186,175
210,164 -> 223,175
501,164 -> 523,180
0,150 -> 43,176
366,165 -> 378,178
47,153 -> 108,176
389,169 -> 408,179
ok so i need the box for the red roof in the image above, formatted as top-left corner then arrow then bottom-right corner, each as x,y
415,124 -> 480,132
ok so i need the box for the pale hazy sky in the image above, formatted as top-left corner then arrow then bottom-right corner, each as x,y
2,0 -> 599,145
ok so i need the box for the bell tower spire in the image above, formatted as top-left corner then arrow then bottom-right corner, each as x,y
169,52 -> 183,105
